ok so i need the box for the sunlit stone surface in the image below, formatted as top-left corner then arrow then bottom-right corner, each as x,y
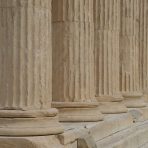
0,0 -> 148,148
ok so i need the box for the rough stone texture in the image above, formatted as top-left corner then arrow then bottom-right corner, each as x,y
119,0 -> 140,93
58,113 -> 133,146
0,136 -> 63,148
56,107 -> 103,122
0,0 -> 63,136
0,0 -> 52,110
88,113 -> 133,141
123,93 -> 147,108
64,142 -> 77,148
99,102 -> 128,114
77,135 -> 97,148
128,107 -> 148,122
139,0 -> 148,93
52,0 -> 95,103
0,0 -> 148,148
96,120 -> 148,148
119,0 -> 147,108
93,0 -> 127,114
52,0 -> 103,121
94,0 -> 121,100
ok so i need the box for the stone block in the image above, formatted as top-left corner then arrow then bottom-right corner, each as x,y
0,136 -> 63,148
128,107 -> 148,122
99,102 -> 128,114
87,113 -> 133,141
77,135 -> 97,148
96,120 -> 148,148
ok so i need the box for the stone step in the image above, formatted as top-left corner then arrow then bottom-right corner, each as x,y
96,120 -> 148,148
58,113 -> 133,145
128,107 -> 148,122
87,113 -> 133,141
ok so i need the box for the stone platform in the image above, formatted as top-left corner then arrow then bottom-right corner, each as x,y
1,113 -> 148,148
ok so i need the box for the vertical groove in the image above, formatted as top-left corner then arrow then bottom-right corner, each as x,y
0,0 -> 52,110
139,0 -> 148,94
119,0 -> 140,94
94,0 -> 121,99
52,0 -> 95,102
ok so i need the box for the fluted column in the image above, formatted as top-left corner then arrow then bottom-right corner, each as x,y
0,0 -> 63,136
120,0 -> 146,108
139,0 -> 148,101
52,0 -> 103,121
94,0 -> 127,113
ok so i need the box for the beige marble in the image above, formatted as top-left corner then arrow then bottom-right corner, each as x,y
94,0 -> 127,113
0,0 -> 148,147
0,136 -> 63,148
0,0 -> 63,136
94,0 -> 121,99
119,0 -> 140,93
119,0 -> 147,108
139,0 -> 148,100
52,0 -> 103,121
96,120 -> 148,148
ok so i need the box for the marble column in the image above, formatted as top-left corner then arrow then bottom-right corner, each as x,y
119,0 -> 146,108
0,0 -> 63,136
94,0 -> 127,113
139,0 -> 148,101
52,0 -> 103,122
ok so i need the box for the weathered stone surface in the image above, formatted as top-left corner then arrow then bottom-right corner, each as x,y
0,0 -> 52,110
128,107 -> 148,122
52,0 -> 95,103
87,113 -> 133,141
64,142 -> 77,148
0,0 -> 63,136
119,0 -> 148,110
140,143 -> 148,148
93,0 -> 127,114
56,107 -> 103,122
0,113 -> 63,136
123,93 -> 147,108
78,135 -> 97,148
52,102 -> 104,121
58,113 -> 133,147
57,125 -> 90,145
0,136 -> 63,148
99,102 -> 128,114
0,0 -> 148,148
119,0 -> 140,93
94,0 -> 121,101
96,96 -> 123,102
139,0 -> 148,94
52,0 -> 103,121
97,120 -> 148,148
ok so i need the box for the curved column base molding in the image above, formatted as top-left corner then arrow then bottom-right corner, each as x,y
143,94 -> 148,103
0,108 -> 64,136
52,102 -> 104,122
99,102 -> 128,114
122,93 -> 147,108
96,95 -> 124,102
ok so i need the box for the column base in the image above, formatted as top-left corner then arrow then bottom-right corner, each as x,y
122,93 -> 147,108
99,102 -> 128,114
143,94 -> 148,103
96,96 -> 127,114
52,102 -> 104,122
0,108 -> 63,136
96,95 -> 124,102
